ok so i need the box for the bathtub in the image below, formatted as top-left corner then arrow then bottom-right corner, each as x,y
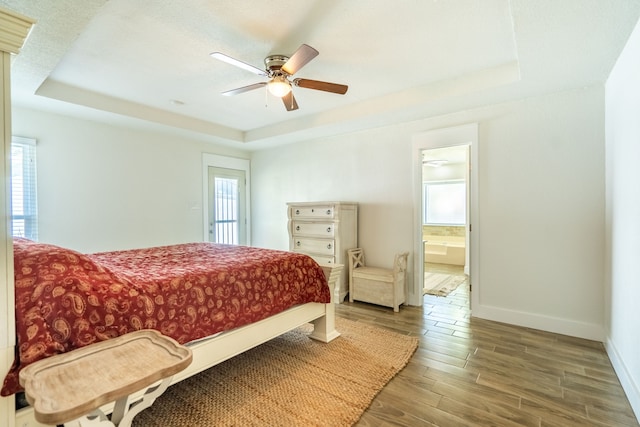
423,235 -> 466,266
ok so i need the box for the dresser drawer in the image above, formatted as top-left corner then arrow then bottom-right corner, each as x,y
307,254 -> 336,265
290,205 -> 335,219
292,238 -> 335,256
291,221 -> 335,238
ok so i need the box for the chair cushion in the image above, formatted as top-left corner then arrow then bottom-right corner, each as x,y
353,266 -> 394,282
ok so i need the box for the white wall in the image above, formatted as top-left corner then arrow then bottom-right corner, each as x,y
475,91 -> 605,339
11,85 -> 608,343
423,162 -> 466,182
251,128 -> 415,264
605,17 -> 640,420
252,85 -> 606,341
11,107 -> 249,253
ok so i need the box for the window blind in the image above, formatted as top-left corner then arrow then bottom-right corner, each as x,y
213,176 -> 239,244
11,136 -> 38,239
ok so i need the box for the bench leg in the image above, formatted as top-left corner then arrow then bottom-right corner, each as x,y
63,410 -> 112,426
111,376 -> 173,427
64,376 -> 173,427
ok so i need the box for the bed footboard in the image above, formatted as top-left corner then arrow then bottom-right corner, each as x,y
309,263 -> 342,342
13,263 -> 343,427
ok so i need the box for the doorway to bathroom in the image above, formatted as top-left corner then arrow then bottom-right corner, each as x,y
411,123 -> 478,310
421,145 -> 469,301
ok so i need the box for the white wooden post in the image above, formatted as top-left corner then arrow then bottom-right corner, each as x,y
0,7 -> 36,427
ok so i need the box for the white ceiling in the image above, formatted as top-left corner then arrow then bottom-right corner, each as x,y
423,145 -> 468,165
2,0 -> 640,150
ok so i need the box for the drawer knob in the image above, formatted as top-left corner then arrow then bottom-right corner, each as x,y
326,226 -> 331,233
296,225 -> 300,231
327,243 -> 332,249
326,209 -> 331,215
295,209 -> 300,215
296,241 -> 301,247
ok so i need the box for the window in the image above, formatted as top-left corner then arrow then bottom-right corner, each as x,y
202,153 -> 250,246
11,136 -> 38,239
423,180 -> 465,225
210,170 -> 245,245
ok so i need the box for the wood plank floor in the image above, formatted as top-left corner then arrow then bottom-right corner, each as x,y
336,265 -> 639,427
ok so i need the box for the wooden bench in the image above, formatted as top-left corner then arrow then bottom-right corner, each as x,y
348,248 -> 409,312
19,330 -> 192,427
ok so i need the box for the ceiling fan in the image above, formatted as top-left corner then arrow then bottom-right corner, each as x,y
210,44 -> 348,111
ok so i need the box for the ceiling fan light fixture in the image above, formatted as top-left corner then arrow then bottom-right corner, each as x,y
267,75 -> 292,97
212,44 -> 348,110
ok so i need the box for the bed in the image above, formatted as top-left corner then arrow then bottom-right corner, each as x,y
3,238 -> 341,426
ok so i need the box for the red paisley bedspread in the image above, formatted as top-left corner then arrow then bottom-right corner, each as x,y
2,238 -> 329,396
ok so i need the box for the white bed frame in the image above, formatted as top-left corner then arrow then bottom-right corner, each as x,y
11,264 -> 342,427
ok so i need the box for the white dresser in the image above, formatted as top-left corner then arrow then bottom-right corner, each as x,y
287,202 -> 358,303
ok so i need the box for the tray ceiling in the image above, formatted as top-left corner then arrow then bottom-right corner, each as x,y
2,0 -> 639,149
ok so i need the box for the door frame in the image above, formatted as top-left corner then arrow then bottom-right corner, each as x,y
202,153 -> 251,245
411,123 -> 479,311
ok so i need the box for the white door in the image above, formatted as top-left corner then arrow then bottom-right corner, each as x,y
208,167 -> 247,245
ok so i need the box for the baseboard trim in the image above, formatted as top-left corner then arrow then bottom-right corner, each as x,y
471,303 -> 604,341
605,337 -> 640,423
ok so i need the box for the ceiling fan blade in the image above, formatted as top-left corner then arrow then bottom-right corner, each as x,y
282,91 -> 299,111
281,44 -> 319,75
210,52 -> 267,76
293,78 -> 348,95
221,82 -> 267,96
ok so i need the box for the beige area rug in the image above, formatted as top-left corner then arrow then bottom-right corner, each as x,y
132,318 -> 418,427
424,272 -> 466,296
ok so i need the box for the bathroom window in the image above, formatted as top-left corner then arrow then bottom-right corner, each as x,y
423,180 -> 465,225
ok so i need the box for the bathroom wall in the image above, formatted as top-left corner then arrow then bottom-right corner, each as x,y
422,146 -> 468,243
423,225 -> 465,239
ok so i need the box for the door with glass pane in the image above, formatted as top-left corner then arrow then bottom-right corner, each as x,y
208,167 -> 246,245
